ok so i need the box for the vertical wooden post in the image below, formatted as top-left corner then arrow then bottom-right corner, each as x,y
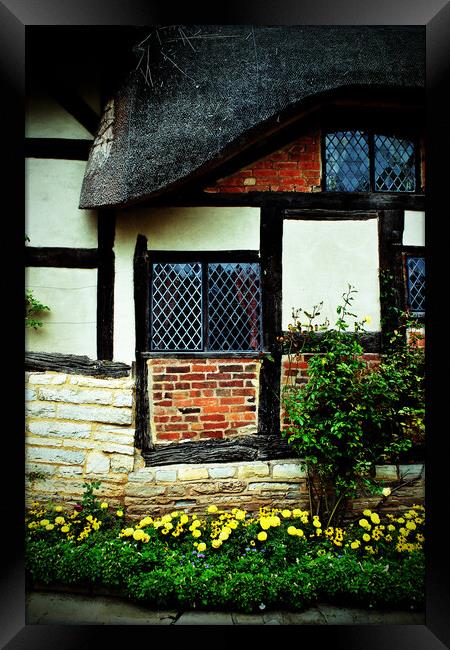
258,206 -> 283,435
133,234 -> 152,451
97,210 -> 115,360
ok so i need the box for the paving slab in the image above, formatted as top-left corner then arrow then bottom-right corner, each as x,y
25,591 -> 426,626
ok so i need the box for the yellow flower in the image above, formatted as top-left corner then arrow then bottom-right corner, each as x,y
40,519 -> 50,527
133,529 -> 145,541
362,533 -> 371,542
235,510 -> 246,521
287,526 -> 298,536
211,539 -> 222,549
55,516 -> 65,525
406,521 -> 416,530
281,509 -> 292,518
364,315 -> 372,324
197,542 -> 206,552
269,516 -> 281,527
317,549 -> 326,556
388,524 -> 395,532
122,527 -> 134,537
116,510 -> 124,517
207,505 -> 218,514
370,513 -> 380,525
382,487 -> 391,497
250,540 -> 255,547
180,514 -> 189,525
259,517 -> 271,530
312,519 -> 321,528
257,531 -> 268,541
100,502 -> 108,509
292,509 -> 302,517
61,525 -> 70,533
219,530 -> 229,541
45,524 -> 55,531
54,506 -> 63,512
192,529 -> 201,538
359,519 -> 371,530
350,540 -> 361,549
161,514 -> 173,523
416,534 -> 424,543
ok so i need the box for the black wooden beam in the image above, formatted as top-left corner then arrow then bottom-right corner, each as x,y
142,434 -> 293,467
97,211 -> 115,361
25,352 -> 130,378
284,209 -> 378,221
258,206 -> 283,436
133,235 -> 151,451
25,247 -> 98,268
137,191 -> 425,212
25,138 -> 92,161
45,82 -> 100,137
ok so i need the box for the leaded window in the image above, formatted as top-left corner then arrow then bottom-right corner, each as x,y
150,259 -> 263,352
406,256 -> 425,318
324,130 -> 417,193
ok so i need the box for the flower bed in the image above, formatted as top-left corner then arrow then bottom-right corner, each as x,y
25,485 -> 425,614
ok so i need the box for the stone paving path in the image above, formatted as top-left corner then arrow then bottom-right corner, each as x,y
26,591 -> 425,626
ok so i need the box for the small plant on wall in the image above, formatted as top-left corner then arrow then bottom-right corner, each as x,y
281,285 -> 424,528
25,235 -> 50,329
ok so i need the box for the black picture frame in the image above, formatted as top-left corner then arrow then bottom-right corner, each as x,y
4,0 -> 449,645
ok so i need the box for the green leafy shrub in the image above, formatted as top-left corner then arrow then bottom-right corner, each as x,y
281,286 -> 425,525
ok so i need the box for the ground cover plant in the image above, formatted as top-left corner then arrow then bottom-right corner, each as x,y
25,482 -> 425,613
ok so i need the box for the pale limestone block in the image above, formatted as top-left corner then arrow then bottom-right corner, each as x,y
85,450 -> 110,474
375,465 -> 398,480
112,391 -> 133,407
39,387 -> 113,405
126,483 -> 166,497
27,420 -> 91,438
61,439 -> 95,449
69,376 -> 132,388
100,442 -> 134,456
25,403 -> 56,418
25,462 -> 57,476
110,454 -> 135,473
56,465 -> 84,476
26,446 -> 85,465
236,462 -> 270,479
93,431 -> 135,444
272,462 -> 307,479
398,464 -> 424,480
155,469 -> 177,482
247,482 -> 293,491
178,466 -> 209,481
208,466 -> 236,479
28,373 -> 67,385
26,436 -> 63,447
127,468 -> 155,482
56,403 -> 133,425
97,425 -> 136,436
25,388 -> 37,401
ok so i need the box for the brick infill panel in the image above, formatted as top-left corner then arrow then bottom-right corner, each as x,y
148,358 -> 261,442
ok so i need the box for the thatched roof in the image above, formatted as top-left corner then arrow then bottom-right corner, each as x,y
79,25 -> 425,209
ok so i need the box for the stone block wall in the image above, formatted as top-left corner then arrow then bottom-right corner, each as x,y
125,459 -> 309,517
25,371 -> 143,506
147,358 -> 261,443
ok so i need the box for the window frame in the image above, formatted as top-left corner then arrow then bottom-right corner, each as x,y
148,249 -> 263,354
402,247 -> 426,323
322,128 -> 421,194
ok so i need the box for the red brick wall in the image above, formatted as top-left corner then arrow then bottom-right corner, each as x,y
203,130 -> 321,194
148,358 -> 261,442
280,353 -> 381,430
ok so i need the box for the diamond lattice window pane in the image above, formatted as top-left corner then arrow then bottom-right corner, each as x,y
406,256 -> 425,316
325,131 -> 370,192
375,135 -> 416,192
151,262 -> 203,351
208,263 -> 262,351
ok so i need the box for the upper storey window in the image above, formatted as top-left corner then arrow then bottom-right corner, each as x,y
324,131 -> 417,193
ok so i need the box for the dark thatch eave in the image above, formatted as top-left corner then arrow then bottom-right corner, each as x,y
79,25 -> 425,210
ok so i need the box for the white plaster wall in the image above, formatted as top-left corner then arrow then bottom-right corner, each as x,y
282,219 -> 380,330
25,268 -> 97,358
25,91 -> 94,140
113,206 -> 260,363
403,211 -> 425,247
25,159 -> 97,248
